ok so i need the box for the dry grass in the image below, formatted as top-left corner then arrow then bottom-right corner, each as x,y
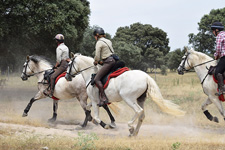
1,72 -> 225,149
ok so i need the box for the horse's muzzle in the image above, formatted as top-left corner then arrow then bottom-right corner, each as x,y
65,73 -> 72,81
21,74 -> 28,81
177,68 -> 184,75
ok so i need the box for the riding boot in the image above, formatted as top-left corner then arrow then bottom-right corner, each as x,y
95,81 -> 108,107
215,73 -> 225,96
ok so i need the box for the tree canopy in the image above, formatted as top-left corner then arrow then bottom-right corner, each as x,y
113,22 -> 170,71
0,0 -> 90,73
188,8 -> 225,55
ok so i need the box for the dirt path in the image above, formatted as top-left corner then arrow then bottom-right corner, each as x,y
1,120 -> 223,138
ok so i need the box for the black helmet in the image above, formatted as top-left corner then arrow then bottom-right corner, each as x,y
211,22 -> 224,31
93,28 -> 105,36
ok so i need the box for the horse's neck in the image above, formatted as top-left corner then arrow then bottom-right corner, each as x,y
35,62 -> 51,81
78,56 -> 96,85
192,54 -> 215,82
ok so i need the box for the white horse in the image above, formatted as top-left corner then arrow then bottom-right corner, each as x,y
65,53 -> 185,136
20,55 -> 116,127
177,48 -> 225,123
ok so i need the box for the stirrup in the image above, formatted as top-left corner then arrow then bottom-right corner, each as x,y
215,90 -> 225,96
43,89 -> 53,98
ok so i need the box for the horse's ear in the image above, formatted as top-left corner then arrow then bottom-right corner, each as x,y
26,55 -> 30,61
184,46 -> 188,52
70,52 -> 75,58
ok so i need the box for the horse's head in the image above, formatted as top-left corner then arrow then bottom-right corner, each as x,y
65,52 -> 80,81
177,48 -> 194,75
21,55 -> 35,81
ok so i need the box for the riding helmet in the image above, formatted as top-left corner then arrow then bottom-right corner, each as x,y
93,28 -> 105,36
211,22 -> 224,31
54,34 -> 64,43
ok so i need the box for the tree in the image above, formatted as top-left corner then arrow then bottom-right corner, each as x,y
166,48 -> 185,71
78,25 -> 112,57
113,22 -> 170,71
113,41 -> 143,69
0,0 -> 90,73
188,8 -> 225,54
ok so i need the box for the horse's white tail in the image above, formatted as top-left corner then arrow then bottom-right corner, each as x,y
147,76 -> 185,116
108,103 -> 120,115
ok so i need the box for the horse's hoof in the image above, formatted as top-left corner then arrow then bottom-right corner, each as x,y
110,122 -> 116,128
22,112 -> 27,117
48,118 -> 56,123
75,125 -> 84,130
129,127 -> 134,135
92,119 -> 98,125
213,117 -> 219,123
104,125 -> 110,129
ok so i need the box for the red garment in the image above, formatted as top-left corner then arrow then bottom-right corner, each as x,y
212,74 -> 225,102
103,67 -> 129,89
52,72 -> 67,100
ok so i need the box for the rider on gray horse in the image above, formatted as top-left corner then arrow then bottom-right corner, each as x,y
44,34 -> 70,97
212,22 -> 225,96
93,28 -> 116,107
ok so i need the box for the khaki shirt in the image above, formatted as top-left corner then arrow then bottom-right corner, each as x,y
94,37 -> 114,61
56,43 -> 69,63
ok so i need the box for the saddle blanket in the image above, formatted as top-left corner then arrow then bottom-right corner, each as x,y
212,75 -> 225,102
103,67 -> 129,89
52,72 -> 67,100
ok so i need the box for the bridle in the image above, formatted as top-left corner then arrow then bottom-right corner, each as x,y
179,52 -> 216,84
22,59 -> 49,78
66,56 -> 95,78
179,52 -> 215,72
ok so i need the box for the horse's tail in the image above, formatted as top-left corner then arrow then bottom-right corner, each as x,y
108,103 -> 120,115
146,75 -> 186,116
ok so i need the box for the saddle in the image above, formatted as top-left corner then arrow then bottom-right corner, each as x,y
91,60 -> 128,88
44,69 -> 55,83
43,69 -> 66,100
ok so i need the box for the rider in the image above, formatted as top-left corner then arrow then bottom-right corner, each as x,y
44,34 -> 70,97
93,27 -> 116,106
212,21 -> 225,95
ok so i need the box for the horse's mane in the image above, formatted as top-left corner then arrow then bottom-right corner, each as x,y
192,50 -> 213,61
30,55 -> 53,68
76,53 -> 94,64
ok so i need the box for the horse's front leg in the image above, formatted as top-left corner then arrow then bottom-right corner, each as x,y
102,104 -> 116,128
22,91 -> 45,117
211,97 -> 225,122
92,100 -> 112,129
202,97 -> 219,123
48,100 -> 58,122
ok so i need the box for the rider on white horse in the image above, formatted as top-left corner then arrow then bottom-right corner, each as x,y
44,34 -> 70,97
93,28 -> 116,106
211,22 -> 225,96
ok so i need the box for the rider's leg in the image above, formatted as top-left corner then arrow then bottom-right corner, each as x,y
44,60 -> 68,97
215,57 -> 225,95
94,57 -> 115,106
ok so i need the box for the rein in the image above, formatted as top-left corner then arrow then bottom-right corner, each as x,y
67,56 -> 95,78
180,53 -> 216,85
22,60 -> 51,78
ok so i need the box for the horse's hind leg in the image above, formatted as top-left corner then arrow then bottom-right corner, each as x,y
123,97 -> 144,136
48,100 -> 58,122
132,91 -> 146,136
78,96 -> 92,128
102,104 -> 116,128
